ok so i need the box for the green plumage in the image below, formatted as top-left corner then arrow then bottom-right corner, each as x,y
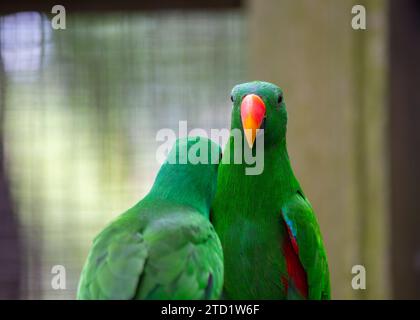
212,81 -> 330,299
77,137 -> 224,300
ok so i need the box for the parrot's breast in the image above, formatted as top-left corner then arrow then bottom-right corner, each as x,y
215,214 -> 289,299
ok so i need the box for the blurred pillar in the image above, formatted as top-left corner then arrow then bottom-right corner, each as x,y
247,0 -> 389,298
0,29 -> 22,299
390,0 -> 420,299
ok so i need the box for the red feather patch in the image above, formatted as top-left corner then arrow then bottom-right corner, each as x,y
282,220 -> 308,298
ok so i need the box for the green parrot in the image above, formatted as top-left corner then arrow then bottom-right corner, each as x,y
77,136 -> 224,299
212,81 -> 330,300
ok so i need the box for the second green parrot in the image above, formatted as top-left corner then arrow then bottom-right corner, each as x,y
212,81 -> 330,300
77,137 -> 223,299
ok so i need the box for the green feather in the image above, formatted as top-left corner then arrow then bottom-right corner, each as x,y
77,137 -> 224,300
212,81 -> 330,300
282,194 -> 330,299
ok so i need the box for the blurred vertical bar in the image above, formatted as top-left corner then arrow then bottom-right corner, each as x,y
390,0 -> 420,300
0,22 -> 22,299
247,0 -> 389,299
353,0 -> 390,300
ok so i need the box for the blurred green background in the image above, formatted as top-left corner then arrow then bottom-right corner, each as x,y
0,0 -> 419,299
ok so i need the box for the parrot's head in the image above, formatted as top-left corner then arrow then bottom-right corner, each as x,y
230,81 -> 287,149
151,136 -> 222,217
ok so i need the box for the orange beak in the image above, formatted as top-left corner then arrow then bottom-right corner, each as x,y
241,94 -> 266,148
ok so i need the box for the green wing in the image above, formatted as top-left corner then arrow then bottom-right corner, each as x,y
136,212 -> 224,299
77,221 -> 148,299
77,210 -> 223,300
281,192 -> 331,300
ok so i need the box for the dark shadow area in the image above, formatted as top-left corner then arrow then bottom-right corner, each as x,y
0,34 -> 21,299
390,0 -> 420,299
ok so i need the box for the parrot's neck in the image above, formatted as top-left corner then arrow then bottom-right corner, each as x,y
143,180 -> 211,219
216,136 -> 301,218
256,137 -> 301,201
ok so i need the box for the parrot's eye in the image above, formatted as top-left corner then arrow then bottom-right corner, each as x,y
230,95 -> 234,103
278,95 -> 283,104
